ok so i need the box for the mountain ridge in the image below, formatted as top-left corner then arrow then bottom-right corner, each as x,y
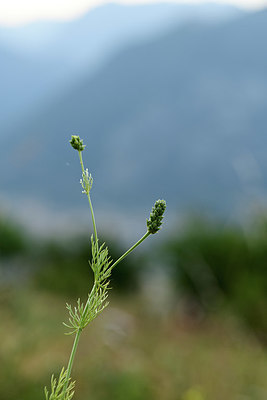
0,3 -> 242,128
1,8 -> 267,221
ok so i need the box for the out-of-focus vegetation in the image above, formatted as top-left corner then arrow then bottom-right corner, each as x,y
166,217 -> 267,340
0,216 -> 27,257
2,214 -> 267,399
0,215 -> 142,296
1,287 -> 267,400
34,235 -> 141,298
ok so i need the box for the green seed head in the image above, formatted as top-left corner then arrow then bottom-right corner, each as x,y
70,135 -> 85,151
147,199 -> 166,234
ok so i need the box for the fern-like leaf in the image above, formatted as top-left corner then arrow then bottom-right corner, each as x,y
44,368 -> 75,400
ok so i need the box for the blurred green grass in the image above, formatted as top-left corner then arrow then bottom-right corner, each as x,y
2,214 -> 267,399
1,287 -> 267,400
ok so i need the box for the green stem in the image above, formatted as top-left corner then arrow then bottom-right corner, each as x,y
78,151 -> 98,243
82,283 -> 96,319
61,230 -> 150,397
62,152 -> 100,398
62,283 -> 97,397
63,328 -> 82,397
62,148 -> 151,399
111,231 -> 150,270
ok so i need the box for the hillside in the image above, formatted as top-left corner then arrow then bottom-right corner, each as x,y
0,3 -> 241,129
1,9 -> 267,219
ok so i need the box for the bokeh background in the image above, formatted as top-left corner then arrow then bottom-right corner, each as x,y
1,0 -> 267,399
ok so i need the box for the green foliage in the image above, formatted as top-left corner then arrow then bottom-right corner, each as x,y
166,217 -> 267,337
0,216 -> 27,257
33,234 -> 141,298
44,368 -> 75,400
33,237 -> 94,298
3,287 -> 267,400
89,368 -> 152,400
64,237 -> 112,335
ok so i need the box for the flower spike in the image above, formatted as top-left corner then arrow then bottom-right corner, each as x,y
147,199 -> 166,234
70,135 -> 85,151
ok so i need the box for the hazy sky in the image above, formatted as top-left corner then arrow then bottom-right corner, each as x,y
0,0 -> 267,26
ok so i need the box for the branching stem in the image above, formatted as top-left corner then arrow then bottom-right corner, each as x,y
62,231 -> 150,397
111,231 -> 150,270
62,151 -> 99,398
49,136 -> 166,400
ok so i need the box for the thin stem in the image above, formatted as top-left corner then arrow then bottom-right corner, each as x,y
111,231 -> 150,270
83,283 -> 96,318
87,193 -> 98,243
61,231 -> 150,398
62,152 -> 100,398
78,151 -> 98,243
63,329 -> 82,396
58,137 -> 160,400
62,284 -> 96,397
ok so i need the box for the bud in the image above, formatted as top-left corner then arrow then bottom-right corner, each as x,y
147,199 -> 166,234
70,135 -> 85,151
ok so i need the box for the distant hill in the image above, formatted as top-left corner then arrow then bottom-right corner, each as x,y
0,3 -> 241,128
0,42 -> 56,126
0,3 -> 241,56
2,8 -> 267,221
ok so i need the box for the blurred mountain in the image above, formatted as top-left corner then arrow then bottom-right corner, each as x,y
2,7 -> 267,222
0,43 -> 57,127
0,3 -> 241,56
0,3 -> 241,127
